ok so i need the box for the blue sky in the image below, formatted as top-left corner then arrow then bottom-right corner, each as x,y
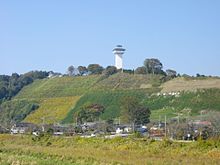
1,0 -> 220,76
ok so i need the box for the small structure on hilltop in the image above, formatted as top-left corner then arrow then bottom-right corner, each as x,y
113,45 -> 126,70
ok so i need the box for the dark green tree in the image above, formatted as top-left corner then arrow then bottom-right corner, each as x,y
67,65 -> 75,76
77,66 -> 88,76
166,69 -> 177,78
103,66 -> 118,76
120,96 -> 151,125
144,58 -> 163,74
135,66 -> 147,74
76,104 -> 105,123
0,87 -> 7,99
87,64 -> 104,75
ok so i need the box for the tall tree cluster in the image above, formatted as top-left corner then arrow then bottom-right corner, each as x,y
120,96 -> 151,125
134,58 -> 177,78
0,71 -> 49,100
66,64 -> 118,76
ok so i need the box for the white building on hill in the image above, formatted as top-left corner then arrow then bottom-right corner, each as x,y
113,45 -> 125,70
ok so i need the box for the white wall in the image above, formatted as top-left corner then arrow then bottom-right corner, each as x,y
115,54 -> 123,69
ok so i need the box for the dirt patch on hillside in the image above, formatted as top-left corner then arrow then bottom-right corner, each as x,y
161,77 -> 220,92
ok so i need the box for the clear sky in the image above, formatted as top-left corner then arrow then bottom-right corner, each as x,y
1,0 -> 220,76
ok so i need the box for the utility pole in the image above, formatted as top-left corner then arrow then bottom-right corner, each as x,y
41,117 -> 45,132
165,115 -> 167,138
159,115 -> 161,129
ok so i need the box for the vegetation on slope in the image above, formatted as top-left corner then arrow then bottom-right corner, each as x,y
94,73 -> 163,90
0,134 -> 220,165
24,96 -> 80,124
0,71 -> 48,100
2,70 -> 220,125
15,75 -> 100,99
0,99 -> 39,127
144,88 -> 220,121
62,89 -> 149,123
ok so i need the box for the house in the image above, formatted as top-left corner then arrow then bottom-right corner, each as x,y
48,71 -> 63,78
149,122 -> 166,138
115,125 -> 132,134
11,123 -> 37,134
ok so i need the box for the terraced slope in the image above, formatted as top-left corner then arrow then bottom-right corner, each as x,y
15,76 -> 100,99
13,76 -> 100,124
62,89 -> 149,123
24,96 -> 80,124
1,73 -> 220,125
95,73 -> 163,90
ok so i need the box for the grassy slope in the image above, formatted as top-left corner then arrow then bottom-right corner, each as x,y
3,74 -> 220,125
12,73 -> 162,124
146,88 -> 220,121
24,97 -> 80,124
62,89 -> 148,123
15,76 -> 100,99
94,73 -> 163,90
63,73 -> 163,123
12,76 -> 100,124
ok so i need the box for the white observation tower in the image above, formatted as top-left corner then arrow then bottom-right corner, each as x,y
113,45 -> 126,70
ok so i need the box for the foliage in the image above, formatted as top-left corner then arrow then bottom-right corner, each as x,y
77,66 -> 88,76
144,58 -> 163,74
166,69 -> 177,77
67,65 -> 75,76
87,64 -> 104,75
63,89 -> 147,123
120,96 -> 151,125
76,103 -> 105,123
103,66 -> 118,76
0,71 -> 48,100
134,66 -> 147,74
0,99 -> 39,126
0,135 -> 220,165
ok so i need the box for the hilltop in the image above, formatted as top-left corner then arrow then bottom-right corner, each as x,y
0,73 -> 220,126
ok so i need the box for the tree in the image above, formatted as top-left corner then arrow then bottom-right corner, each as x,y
135,66 -> 147,74
120,96 -> 151,125
103,66 -> 117,76
144,58 -> 163,74
133,106 -> 151,125
76,104 -> 105,123
166,69 -> 177,78
77,66 -> 88,76
87,64 -> 104,75
24,71 -> 49,79
67,65 -> 75,76
0,87 -> 7,99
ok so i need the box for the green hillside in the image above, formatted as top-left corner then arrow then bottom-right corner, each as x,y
24,96 -> 80,124
62,89 -> 149,123
145,88 -> 220,121
15,76 -> 100,99
0,99 -> 39,126
1,73 -> 220,125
